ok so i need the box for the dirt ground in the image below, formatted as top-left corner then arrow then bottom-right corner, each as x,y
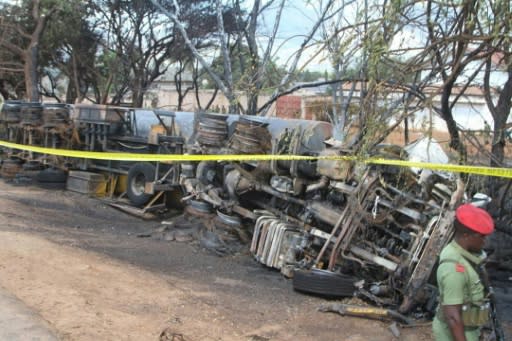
0,180 -> 468,341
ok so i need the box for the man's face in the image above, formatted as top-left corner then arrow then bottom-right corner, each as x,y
465,231 -> 487,253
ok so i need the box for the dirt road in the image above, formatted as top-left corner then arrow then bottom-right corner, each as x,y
0,180 -> 433,341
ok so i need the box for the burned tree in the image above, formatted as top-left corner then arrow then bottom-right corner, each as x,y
424,0 -> 512,165
0,0 -> 58,101
151,0 -> 342,115
91,0 -> 222,107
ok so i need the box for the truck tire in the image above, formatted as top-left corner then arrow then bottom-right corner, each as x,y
1,158 -> 23,179
293,268 -> 356,298
36,167 -> 67,183
35,168 -> 67,189
127,163 -> 155,206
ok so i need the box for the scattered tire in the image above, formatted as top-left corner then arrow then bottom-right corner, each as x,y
293,268 -> 356,298
127,162 -> 156,206
22,161 -> 44,171
36,167 -> 68,183
1,158 -> 23,179
2,157 -> 23,165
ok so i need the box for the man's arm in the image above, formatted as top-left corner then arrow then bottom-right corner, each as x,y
442,304 -> 466,341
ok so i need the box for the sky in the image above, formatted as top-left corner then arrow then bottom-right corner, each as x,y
256,1 -> 334,73
256,0 -> 427,73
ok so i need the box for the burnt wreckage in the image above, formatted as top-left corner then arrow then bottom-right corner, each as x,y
0,102 -> 461,316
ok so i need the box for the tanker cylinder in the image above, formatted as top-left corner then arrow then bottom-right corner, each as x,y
316,148 -> 354,181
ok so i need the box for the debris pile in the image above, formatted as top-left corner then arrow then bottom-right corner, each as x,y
176,113 -> 464,318
2,103 -> 504,319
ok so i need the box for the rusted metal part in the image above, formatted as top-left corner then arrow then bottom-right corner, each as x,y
196,112 -> 227,147
399,210 -> 455,313
255,182 -> 306,206
189,199 -> 213,212
317,148 -> 354,181
0,101 -> 23,123
328,173 -> 380,269
308,201 -> 345,227
314,203 -> 351,267
184,199 -> 213,218
184,203 -> 213,218
318,303 -> 413,325
251,215 -> 305,275
20,103 -> 43,126
42,103 -> 70,125
250,199 -> 314,230
228,117 -> 271,154
350,245 -> 398,271
305,176 -> 329,193
216,209 -> 242,226
181,177 -> 257,221
0,159 -> 22,179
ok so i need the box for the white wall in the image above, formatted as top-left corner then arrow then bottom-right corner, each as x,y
144,89 -> 276,116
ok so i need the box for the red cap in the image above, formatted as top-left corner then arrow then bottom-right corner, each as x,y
455,204 -> 494,235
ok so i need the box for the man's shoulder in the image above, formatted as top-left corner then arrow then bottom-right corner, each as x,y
439,242 -> 463,261
438,243 -> 467,276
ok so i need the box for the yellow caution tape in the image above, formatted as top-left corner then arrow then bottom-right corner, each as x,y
0,141 -> 316,161
1,140 -> 511,179
367,158 -> 512,179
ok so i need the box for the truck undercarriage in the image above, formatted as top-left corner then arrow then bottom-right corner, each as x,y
0,102 -> 463,318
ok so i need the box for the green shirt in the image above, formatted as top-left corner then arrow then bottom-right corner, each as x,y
432,240 -> 486,341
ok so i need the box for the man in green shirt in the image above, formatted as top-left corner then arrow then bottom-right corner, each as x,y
433,203 -> 494,341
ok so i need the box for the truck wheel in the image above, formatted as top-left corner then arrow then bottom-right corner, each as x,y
127,163 -> 155,206
293,268 -> 356,298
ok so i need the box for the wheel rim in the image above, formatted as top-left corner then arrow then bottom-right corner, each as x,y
131,173 -> 146,196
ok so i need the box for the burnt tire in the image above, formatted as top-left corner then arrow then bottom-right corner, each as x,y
36,168 -> 68,183
1,158 -> 23,179
293,269 -> 356,298
127,162 -> 155,206
23,161 -> 44,171
35,168 -> 67,190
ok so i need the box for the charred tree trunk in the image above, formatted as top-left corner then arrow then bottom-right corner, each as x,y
0,80 -> 9,100
440,80 -> 462,154
23,0 -> 52,102
490,68 -> 512,167
247,94 -> 258,116
24,44 -> 40,101
131,77 -> 145,108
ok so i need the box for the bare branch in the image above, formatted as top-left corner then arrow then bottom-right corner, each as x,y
258,78 -> 351,115
261,0 -> 339,116
260,0 -> 284,75
216,0 -> 233,92
150,0 -> 232,101
0,67 -> 24,73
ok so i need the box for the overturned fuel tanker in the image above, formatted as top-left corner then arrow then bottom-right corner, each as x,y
0,101 -> 464,317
